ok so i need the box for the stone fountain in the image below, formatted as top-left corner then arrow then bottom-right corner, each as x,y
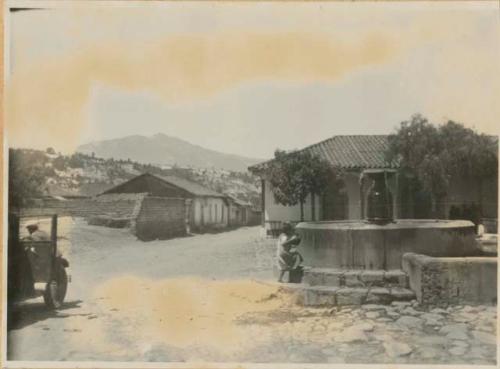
295,171 -> 478,271
290,169 -> 484,306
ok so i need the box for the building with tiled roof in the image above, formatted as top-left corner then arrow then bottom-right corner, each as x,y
248,135 -> 398,174
249,135 -> 400,231
102,173 -> 229,231
249,134 -> 497,234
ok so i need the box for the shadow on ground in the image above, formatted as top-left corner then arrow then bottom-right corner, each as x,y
8,300 -> 84,331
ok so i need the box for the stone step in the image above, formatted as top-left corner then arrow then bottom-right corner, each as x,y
301,285 -> 415,307
303,268 -> 409,288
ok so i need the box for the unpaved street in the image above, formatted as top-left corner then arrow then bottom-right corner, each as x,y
7,218 -> 497,364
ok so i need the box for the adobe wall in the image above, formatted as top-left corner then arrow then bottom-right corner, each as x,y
134,197 -> 188,241
19,194 -> 145,219
402,253 -> 497,306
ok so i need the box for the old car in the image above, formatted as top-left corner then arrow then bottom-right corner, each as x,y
8,214 -> 70,309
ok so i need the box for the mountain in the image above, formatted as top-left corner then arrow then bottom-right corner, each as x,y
76,134 -> 263,172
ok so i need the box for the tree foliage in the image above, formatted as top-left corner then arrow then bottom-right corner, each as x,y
386,114 -> 498,200
267,149 -> 342,220
9,149 -> 47,210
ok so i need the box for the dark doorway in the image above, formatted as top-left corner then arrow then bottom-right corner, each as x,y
322,179 -> 348,220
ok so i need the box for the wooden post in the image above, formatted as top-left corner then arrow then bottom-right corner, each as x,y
311,193 -> 316,221
51,214 -> 58,257
359,173 -> 365,219
261,179 -> 265,227
394,172 -> 399,219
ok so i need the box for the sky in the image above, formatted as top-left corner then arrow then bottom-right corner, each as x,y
6,1 -> 500,159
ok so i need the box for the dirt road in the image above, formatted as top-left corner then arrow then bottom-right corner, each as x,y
7,218 -> 497,364
8,218 -> 277,361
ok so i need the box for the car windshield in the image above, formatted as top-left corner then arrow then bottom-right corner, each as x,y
19,217 -> 52,240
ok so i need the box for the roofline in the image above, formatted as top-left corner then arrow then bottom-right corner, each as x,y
248,134 -> 397,173
146,173 -> 227,198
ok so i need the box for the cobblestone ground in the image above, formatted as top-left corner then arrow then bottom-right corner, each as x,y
235,298 -> 497,365
7,219 -> 497,364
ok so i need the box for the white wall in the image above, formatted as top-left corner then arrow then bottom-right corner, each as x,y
263,179 -> 322,223
191,197 -> 228,228
344,173 -> 362,220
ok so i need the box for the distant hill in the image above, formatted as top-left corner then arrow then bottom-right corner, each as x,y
9,148 -> 262,208
77,133 -> 263,172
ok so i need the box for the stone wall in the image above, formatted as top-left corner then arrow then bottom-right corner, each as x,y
134,197 -> 188,241
402,253 -> 497,306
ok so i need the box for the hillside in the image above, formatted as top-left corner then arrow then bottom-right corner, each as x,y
9,148 -> 262,208
77,134 -> 263,172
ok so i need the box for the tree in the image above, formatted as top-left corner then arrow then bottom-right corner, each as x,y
267,149 -> 342,221
9,149 -> 46,210
386,114 -> 498,217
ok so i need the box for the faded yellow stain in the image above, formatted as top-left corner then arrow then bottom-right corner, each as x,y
6,30 -> 400,151
93,276 -> 292,353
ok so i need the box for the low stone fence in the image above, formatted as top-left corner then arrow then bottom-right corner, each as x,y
402,253 -> 497,306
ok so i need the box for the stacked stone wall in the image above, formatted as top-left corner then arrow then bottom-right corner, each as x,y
403,253 -> 497,306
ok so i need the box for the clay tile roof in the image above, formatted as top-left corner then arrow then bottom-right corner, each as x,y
155,174 -> 226,198
249,135 -> 398,173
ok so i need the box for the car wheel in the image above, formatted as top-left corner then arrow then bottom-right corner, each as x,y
43,266 -> 68,309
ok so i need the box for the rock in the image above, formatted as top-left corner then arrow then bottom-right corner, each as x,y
390,288 -> 415,301
362,304 -> 386,311
448,346 -> 467,356
447,331 -> 469,340
452,340 -> 469,348
419,347 -> 440,359
421,313 -> 444,327
335,327 -> 368,343
344,271 -> 364,287
383,341 -> 413,357
391,301 -> 411,308
387,311 -> 400,319
471,330 -> 496,345
452,316 -> 469,323
402,307 -> 422,316
376,317 -> 393,323
430,308 -> 448,315
352,322 -> 374,332
440,323 -> 469,341
336,288 -> 368,306
462,305 -> 480,313
360,270 -> 385,286
440,323 -> 468,334
365,311 -> 380,319
365,287 -> 392,305
395,316 -> 423,330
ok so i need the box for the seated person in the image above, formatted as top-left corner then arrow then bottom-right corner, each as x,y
277,233 -> 304,283
24,224 -> 50,241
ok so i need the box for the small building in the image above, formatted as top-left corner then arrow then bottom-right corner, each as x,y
226,196 -> 252,227
102,173 -> 229,232
249,135 -> 497,235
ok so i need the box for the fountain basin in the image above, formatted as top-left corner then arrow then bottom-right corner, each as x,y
295,219 -> 478,270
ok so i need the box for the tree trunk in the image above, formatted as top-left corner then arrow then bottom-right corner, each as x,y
311,193 -> 316,221
300,200 -> 304,221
